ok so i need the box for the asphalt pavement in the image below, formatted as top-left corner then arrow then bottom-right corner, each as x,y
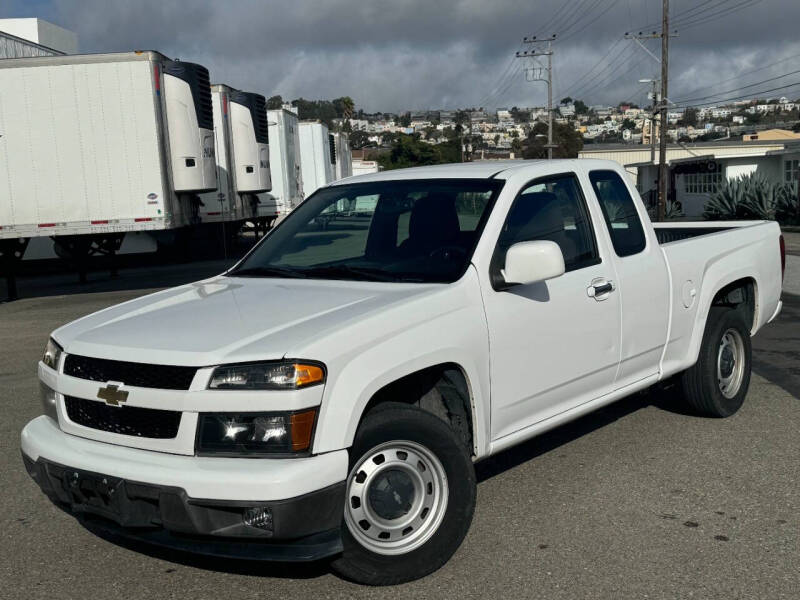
0,259 -> 798,599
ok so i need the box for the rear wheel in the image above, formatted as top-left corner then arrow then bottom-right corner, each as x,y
680,307 -> 752,417
331,402 -> 476,585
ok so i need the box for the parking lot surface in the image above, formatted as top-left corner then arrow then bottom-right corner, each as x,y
1,261 -> 798,599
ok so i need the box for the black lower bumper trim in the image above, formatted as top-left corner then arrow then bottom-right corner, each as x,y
82,517 -> 343,561
22,453 -> 345,562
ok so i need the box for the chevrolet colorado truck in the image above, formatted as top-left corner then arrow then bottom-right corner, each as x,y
21,159 -> 784,585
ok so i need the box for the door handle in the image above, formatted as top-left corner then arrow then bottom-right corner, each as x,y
587,278 -> 615,301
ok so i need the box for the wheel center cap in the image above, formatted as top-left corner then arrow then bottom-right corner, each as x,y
720,347 -> 735,377
368,468 -> 415,520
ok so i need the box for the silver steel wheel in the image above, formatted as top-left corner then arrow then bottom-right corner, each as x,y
717,327 -> 746,399
344,440 -> 449,556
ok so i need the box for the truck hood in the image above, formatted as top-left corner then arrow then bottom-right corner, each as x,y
54,276 -> 442,366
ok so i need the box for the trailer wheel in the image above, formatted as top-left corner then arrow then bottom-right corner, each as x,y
680,307 -> 752,417
331,402 -> 475,585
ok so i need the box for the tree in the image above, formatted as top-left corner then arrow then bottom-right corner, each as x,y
333,96 -> 355,120
621,118 -> 636,130
574,99 -> 588,114
266,95 -> 283,109
522,122 -> 583,159
396,112 -> 412,127
510,107 -> 531,123
511,138 -> 523,155
378,134 -> 450,170
678,107 -> 698,127
349,130 -> 371,149
560,96 -> 573,105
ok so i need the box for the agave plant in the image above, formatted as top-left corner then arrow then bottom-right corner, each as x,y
777,180 -> 800,224
704,176 -> 748,220
664,200 -> 684,219
705,173 -> 800,223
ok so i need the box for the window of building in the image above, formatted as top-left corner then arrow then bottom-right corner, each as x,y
684,171 -> 722,194
784,159 -> 799,182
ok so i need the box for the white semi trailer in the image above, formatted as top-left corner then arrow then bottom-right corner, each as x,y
258,108 -> 303,227
331,132 -> 353,181
199,84 -> 270,230
298,121 -> 334,197
0,51 -> 216,297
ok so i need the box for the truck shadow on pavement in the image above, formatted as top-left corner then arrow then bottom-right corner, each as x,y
475,385 -> 689,483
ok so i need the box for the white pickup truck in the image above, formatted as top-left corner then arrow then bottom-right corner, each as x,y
21,159 -> 784,585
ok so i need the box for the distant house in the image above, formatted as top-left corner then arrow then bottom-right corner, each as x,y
743,129 -> 800,142
559,103 -> 575,118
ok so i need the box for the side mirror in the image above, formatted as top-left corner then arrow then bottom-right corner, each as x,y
501,240 -> 565,286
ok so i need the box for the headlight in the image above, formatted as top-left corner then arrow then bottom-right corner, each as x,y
196,409 -> 317,455
207,361 -> 325,390
42,338 -> 63,371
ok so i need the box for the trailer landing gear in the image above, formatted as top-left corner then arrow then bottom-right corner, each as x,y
53,234 -> 125,284
0,238 -> 30,302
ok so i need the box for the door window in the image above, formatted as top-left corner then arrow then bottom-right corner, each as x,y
589,170 -> 647,257
492,173 -> 599,282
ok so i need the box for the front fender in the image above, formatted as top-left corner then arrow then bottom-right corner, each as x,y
309,269 -> 491,458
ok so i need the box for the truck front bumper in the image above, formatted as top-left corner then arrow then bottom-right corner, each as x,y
21,416 -> 348,561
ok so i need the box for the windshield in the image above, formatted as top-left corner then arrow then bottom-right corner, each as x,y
230,178 -> 504,283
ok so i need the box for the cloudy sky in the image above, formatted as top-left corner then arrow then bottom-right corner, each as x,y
6,0 -> 800,113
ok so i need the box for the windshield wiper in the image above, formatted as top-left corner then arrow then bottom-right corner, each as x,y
300,265 -> 400,282
227,266 -> 308,279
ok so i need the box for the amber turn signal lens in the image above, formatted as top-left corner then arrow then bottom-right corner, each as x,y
290,409 -> 317,451
294,363 -> 325,388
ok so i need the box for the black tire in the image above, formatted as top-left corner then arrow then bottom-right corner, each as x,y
680,306 -> 752,417
330,402 -> 476,585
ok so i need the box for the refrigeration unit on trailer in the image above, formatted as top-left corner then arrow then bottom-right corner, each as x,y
199,85 -> 270,230
259,108 -> 303,227
331,132 -> 353,181
298,121 -> 334,197
0,51 -> 216,298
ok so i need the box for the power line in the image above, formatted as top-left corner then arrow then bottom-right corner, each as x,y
530,0 -> 577,38
674,49 -> 800,99
568,43 -> 639,99
558,0 -> 624,43
557,37 -> 625,97
671,81 -> 800,109
547,0 -> 589,35
672,68 -> 800,104
673,0 -> 763,30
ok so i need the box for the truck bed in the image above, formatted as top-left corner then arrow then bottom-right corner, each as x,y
652,221 -> 762,244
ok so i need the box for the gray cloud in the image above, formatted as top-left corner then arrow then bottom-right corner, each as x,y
9,0 -> 800,111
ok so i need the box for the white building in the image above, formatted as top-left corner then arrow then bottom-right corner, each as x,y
0,18 -> 77,55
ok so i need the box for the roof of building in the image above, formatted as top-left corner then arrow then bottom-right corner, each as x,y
580,138 -> 800,153
743,129 -> 800,142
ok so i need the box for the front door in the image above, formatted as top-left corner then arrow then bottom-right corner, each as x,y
482,172 -> 622,442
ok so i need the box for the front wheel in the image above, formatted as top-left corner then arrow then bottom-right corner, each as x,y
680,306 -> 752,417
331,402 -> 476,585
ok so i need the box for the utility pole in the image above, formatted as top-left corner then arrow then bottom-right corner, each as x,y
517,35 -> 557,159
658,0 -> 670,221
625,10 -> 677,221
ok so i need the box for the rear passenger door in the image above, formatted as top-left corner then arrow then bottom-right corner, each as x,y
482,172 -> 622,442
586,169 -> 670,388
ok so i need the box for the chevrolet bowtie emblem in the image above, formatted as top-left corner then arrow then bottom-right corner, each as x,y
97,383 -> 128,407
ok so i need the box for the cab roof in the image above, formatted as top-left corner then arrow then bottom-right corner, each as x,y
330,158 -> 620,186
